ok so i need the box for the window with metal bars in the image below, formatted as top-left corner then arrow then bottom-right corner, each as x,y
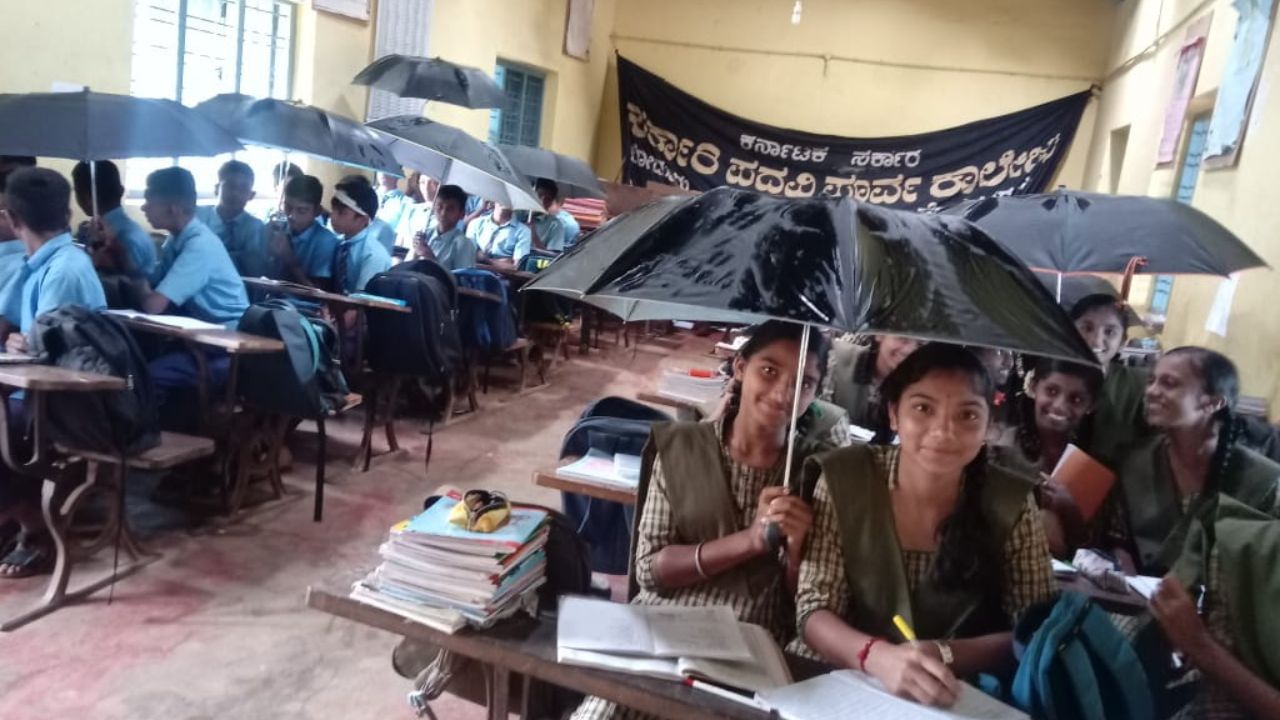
488,62 -> 545,148
128,0 -> 295,195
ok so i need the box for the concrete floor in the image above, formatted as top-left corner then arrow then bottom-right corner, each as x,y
0,332 -> 719,720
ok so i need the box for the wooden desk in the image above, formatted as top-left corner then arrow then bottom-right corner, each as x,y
110,314 -> 285,354
533,467 -> 638,505
459,286 -> 504,304
477,263 -> 537,282
0,364 -> 126,392
635,391 -> 704,422
307,587 -> 793,720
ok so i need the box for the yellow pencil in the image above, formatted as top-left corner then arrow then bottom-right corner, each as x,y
892,614 -> 919,649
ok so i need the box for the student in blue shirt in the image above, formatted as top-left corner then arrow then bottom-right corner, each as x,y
558,207 -> 582,248
0,174 -> 24,296
368,217 -> 398,254
196,160 -> 268,277
396,173 -> 441,253
329,176 -> 392,293
468,202 -> 532,269
266,175 -> 338,287
529,178 -> 569,253
375,172 -> 410,232
260,161 -> 303,223
71,160 -> 158,280
0,168 -> 107,578
412,184 -> 479,271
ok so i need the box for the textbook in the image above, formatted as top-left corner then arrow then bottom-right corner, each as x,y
557,596 -> 752,661
557,449 -> 642,488
759,670 -> 1029,720
1050,443 -> 1116,521
105,309 -> 225,331
557,621 -> 792,697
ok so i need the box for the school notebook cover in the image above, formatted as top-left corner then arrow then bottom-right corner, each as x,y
401,497 -> 548,552
1050,443 -> 1116,521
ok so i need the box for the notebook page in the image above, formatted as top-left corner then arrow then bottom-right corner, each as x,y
678,622 -> 792,692
762,671 -> 1028,720
557,596 -> 655,656
645,605 -> 752,660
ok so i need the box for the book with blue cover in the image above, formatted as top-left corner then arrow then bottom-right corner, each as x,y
398,497 -> 549,553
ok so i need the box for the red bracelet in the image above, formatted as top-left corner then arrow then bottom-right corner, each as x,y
858,637 -> 882,672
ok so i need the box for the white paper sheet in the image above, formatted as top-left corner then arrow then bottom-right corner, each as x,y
760,670 -> 1028,720
1204,273 -> 1239,337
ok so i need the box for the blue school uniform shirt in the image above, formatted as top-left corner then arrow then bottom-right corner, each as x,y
532,213 -> 568,253
102,207 -> 158,279
424,226 -> 478,271
334,225 -> 392,293
272,219 -> 338,282
368,218 -> 397,254
0,238 -> 24,281
152,218 -> 249,327
468,216 -> 532,265
196,205 -> 268,277
376,188 -> 411,231
3,233 -> 106,334
396,201 -> 434,250
558,209 -> 582,247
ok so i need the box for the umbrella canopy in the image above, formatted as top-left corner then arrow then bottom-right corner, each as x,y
524,187 -> 1097,364
193,93 -> 400,174
0,90 -> 242,160
498,144 -> 606,200
946,189 -> 1268,276
352,55 -> 507,109
366,115 -> 540,211
1034,272 -> 1142,325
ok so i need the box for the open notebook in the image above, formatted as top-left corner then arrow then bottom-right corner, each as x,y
760,670 -> 1028,720
557,621 -> 791,696
557,596 -> 752,661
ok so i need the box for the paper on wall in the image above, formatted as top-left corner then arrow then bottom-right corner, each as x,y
1204,273 -> 1239,337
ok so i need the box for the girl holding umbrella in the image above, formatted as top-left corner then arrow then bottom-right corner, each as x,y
571,321 -> 850,720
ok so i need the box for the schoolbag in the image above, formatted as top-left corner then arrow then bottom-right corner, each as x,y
452,268 -> 517,354
29,305 -> 160,455
236,299 -> 349,418
559,398 -> 674,575
364,262 -> 462,382
1011,592 -> 1155,720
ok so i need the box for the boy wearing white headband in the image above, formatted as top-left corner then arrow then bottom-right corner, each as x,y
329,175 -> 391,294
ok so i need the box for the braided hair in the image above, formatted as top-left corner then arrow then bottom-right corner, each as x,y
879,343 -> 1001,592
1013,357 -> 1104,463
1164,347 -> 1242,496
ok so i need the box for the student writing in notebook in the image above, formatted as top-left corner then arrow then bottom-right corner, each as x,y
571,321 -> 851,720
1097,347 -> 1280,576
989,357 -> 1104,557
796,344 -> 1057,708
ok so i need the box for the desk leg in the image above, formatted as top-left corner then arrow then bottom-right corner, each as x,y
224,354 -> 241,410
354,308 -> 366,376
488,665 -> 510,720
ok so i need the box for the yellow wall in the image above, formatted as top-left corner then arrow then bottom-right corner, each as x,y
425,0 -> 618,166
1084,0 -> 1280,409
593,0 -> 1115,184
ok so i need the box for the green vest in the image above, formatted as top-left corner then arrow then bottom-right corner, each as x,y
1086,364 -> 1149,468
802,445 -> 1033,640
627,404 -> 848,600
826,341 -> 881,430
1117,435 -> 1280,575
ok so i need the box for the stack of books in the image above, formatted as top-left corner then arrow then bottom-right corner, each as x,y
351,494 -> 550,633
561,197 -> 608,232
657,368 -> 728,405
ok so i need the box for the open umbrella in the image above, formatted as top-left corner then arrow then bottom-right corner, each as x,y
0,89 -> 243,218
498,144 -> 606,200
946,189 -> 1268,277
352,55 -> 507,110
194,93 -> 400,175
526,187 -> 1096,364
366,115 -> 540,211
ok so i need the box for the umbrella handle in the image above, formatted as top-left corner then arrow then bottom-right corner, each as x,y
1119,256 -> 1148,302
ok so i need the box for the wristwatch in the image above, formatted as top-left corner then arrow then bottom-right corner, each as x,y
934,641 -> 954,667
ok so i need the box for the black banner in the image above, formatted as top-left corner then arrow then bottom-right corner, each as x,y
618,56 -> 1091,211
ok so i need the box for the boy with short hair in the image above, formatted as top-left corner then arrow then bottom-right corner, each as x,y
375,172 -> 410,231
196,159 -> 267,277
529,178 -> 568,253
71,160 -> 158,279
413,184 -> 478,271
266,175 -> 338,287
468,202 -> 531,269
329,175 -> 392,293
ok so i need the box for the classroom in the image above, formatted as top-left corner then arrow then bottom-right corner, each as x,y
1,1 -> 1279,718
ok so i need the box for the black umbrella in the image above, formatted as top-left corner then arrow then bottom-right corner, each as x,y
946,189 -> 1268,276
498,144 -> 606,200
352,55 -> 506,110
193,93 -> 400,175
1034,272 -> 1142,325
524,187 -> 1096,365
366,116 -> 540,211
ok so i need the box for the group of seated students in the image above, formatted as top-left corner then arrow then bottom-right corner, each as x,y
574,310 -> 1280,719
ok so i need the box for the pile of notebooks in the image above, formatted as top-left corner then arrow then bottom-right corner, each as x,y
351,494 -> 550,633
657,368 -> 728,405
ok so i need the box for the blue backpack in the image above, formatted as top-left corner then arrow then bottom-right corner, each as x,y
452,268 -> 517,354
1011,592 -> 1155,720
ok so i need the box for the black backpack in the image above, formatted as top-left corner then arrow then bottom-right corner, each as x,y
364,261 -> 463,382
452,269 -> 517,354
236,300 -> 349,418
30,305 -> 160,455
